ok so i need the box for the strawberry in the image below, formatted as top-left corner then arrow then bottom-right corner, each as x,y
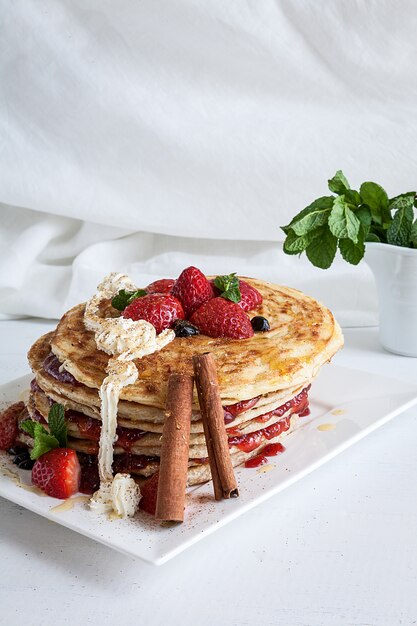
190,297 -> 254,339
122,294 -> 184,334
139,471 -> 159,515
31,448 -> 81,499
0,402 -> 24,450
171,266 -> 214,318
237,280 -> 263,312
146,278 -> 175,294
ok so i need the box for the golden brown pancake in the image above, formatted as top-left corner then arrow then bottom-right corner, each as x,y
49,278 -> 343,407
22,276 -> 343,487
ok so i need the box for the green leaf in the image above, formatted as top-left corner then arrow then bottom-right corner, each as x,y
359,182 -> 389,225
328,196 -> 361,243
344,189 -> 361,206
305,227 -> 338,269
386,197 -> 414,247
411,220 -> 417,247
328,170 -> 350,195
365,232 -> 381,243
20,419 -> 38,438
287,196 -> 334,236
31,426 -> 60,460
339,226 -> 365,265
214,273 -> 241,303
355,205 -> 372,237
283,229 -> 319,255
356,205 -> 372,227
111,289 -> 147,311
48,403 -> 67,448
388,192 -> 416,213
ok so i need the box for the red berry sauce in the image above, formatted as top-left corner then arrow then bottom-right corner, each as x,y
244,442 -> 286,469
43,353 -> 80,386
223,396 -> 261,424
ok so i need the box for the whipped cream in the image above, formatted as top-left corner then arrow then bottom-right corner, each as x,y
90,473 -> 141,518
84,273 -> 175,517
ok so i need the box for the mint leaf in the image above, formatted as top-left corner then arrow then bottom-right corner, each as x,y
388,192 -> 416,213
339,226 -> 365,265
214,273 -> 241,303
360,182 -> 389,225
48,403 -> 67,448
283,229 -> 320,254
31,426 -> 60,460
411,220 -> 417,247
328,170 -> 350,195
288,196 -> 334,236
344,189 -> 361,206
20,415 -> 63,460
386,195 -> 414,247
328,196 -> 360,243
305,227 -> 337,269
365,232 -> 381,243
20,419 -> 38,438
355,205 -> 372,238
111,289 -> 147,311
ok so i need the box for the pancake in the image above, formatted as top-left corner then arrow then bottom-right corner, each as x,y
50,278 -> 343,407
19,274 -> 343,493
28,331 -> 311,430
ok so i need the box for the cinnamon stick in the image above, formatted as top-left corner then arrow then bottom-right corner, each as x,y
155,373 -> 193,522
193,353 -> 239,500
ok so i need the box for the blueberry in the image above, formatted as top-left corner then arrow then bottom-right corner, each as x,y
7,446 -> 27,456
173,320 -> 200,338
251,316 -> 270,332
17,458 -> 35,470
13,451 -> 30,465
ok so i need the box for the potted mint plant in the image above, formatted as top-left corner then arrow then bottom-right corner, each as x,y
281,171 -> 417,357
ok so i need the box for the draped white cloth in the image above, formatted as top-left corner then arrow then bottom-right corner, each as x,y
1,0 -> 416,323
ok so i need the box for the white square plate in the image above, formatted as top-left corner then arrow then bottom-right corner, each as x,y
1,365 -> 417,565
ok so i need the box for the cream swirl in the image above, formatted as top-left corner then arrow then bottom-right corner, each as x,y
84,272 -> 175,518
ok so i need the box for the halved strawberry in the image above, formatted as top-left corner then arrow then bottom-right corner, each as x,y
122,294 -> 184,334
31,448 -> 81,499
190,297 -> 254,339
0,402 -> 24,450
145,278 -> 175,294
237,280 -> 263,311
171,266 -> 214,318
139,471 -> 159,515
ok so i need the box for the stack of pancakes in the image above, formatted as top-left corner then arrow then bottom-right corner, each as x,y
19,278 -> 343,486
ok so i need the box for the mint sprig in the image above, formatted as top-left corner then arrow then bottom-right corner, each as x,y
281,170 -> 417,268
20,402 -> 68,460
214,273 -> 241,303
111,289 -> 147,311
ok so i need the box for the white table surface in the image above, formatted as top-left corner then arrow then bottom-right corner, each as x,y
1,319 -> 417,626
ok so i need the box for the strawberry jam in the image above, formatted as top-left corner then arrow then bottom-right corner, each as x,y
254,386 -> 310,424
223,396 -> 261,424
43,353 -> 80,386
244,443 -> 286,468
228,415 -> 291,453
65,410 -> 147,450
263,442 -> 285,456
245,455 -> 268,468
77,452 -> 159,494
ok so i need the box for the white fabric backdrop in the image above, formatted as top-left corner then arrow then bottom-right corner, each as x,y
1,0 -> 416,322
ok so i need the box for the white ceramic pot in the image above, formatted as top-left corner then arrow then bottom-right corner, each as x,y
365,242 -> 417,357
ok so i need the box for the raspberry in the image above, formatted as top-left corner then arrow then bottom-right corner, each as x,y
171,266 -> 214,318
190,297 -> 254,339
0,402 -> 24,450
122,294 -> 184,334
